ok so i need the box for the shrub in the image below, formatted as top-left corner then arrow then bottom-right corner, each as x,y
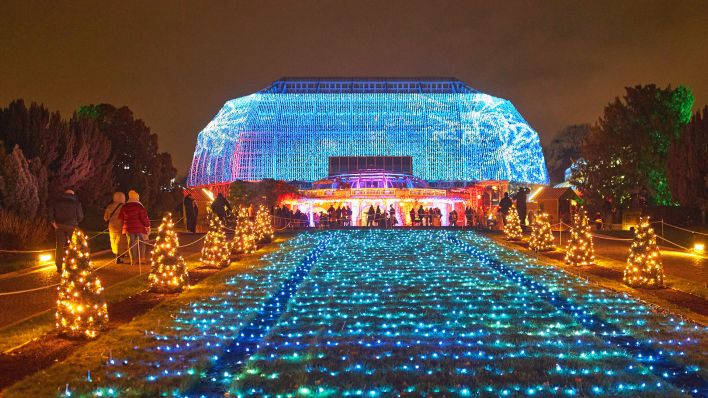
0,209 -> 52,250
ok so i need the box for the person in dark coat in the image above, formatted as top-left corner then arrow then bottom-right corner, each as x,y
499,192 -> 513,217
210,193 -> 232,222
119,190 -> 151,265
375,205 -> 382,226
183,193 -> 198,233
449,209 -> 458,226
389,205 -> 396,226
49,189 -> 84,272
418,205 -> 425,226
409,208 -> 416,226
514,187 -> 530,225
367,205 -> 375,227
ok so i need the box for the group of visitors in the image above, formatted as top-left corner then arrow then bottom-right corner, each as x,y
316,205 -> 353,228
273,206 -> 309,229
410,206 -> 442,226
103,190 -> 151,267
50,188 -> 150,273
365,205 -> 397,227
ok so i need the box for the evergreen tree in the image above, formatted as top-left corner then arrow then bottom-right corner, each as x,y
0,144 -> 40,217
624,216 -> 664,288
231,207 -> 257,254
564,207 -> 595,266
504,205 -> 523,241
575,85 -> 694,207
667,106 -> 708,209
254,204 -> 274,244
201,209 -> 231,268
56,229 -> 108,338
529,212 -> 555,252
149,213 -> 188,293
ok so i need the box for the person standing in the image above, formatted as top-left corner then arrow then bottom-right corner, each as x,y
120,190 -> 150,265
409,208 -> 416,226
514,187 -> 530,225
183,192 -> 198,233
418,205 -> 425,226
389,205 -> 396,226
367,205 -> 375,227
104,192 -> 127,263
49,189 -> 84,273
210,193 -> 232,222
499,192 -> 513,218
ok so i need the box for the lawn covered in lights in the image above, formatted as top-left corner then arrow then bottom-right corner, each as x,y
228,230 -> 705,397
8,230 -> 705,397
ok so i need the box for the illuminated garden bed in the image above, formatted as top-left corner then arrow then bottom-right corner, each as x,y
7,231 -> 705,397
229,230 -> 705,397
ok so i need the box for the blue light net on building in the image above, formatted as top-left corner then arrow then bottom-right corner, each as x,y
188,78 -> 549,186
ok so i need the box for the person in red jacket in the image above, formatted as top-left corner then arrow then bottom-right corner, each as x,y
119,190 -> 150,265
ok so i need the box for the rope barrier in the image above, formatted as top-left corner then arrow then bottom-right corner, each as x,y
0,230 -> 207,296
0,283 -> 60,296
176,234 -> 207,248
0,228 -> 109,254
660,221 -> 708,236
0,248 -> 52,254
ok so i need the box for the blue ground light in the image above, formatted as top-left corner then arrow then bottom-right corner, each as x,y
185,234 -> 333,396
449,235 -> 707,397
83,230 -> 706,398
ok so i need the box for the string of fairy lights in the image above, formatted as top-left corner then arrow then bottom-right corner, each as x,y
624,216 -> 665,288
565,207 -> 595,267
148,213 -> 189,293
52,229 -> 704,397
504,205 -> 523,241
201,209 -> 231,269
529,212 -> 555,252
56,230 -> 108,338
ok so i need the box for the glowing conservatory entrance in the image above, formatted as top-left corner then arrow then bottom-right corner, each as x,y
279,162 -> 469,227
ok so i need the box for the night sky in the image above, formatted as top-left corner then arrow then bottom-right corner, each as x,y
2,1 -> 707,175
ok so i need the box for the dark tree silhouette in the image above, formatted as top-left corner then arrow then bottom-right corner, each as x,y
667,106 -> 708,209
544,124 -> 590,184
78,104 -> 180,213
574,85 -> 694,208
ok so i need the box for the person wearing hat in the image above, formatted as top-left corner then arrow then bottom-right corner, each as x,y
119,190 -> 150,265
104,191 -> 128,263
49,188 -> 84,273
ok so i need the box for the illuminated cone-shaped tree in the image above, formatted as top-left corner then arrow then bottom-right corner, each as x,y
564,206 -> 595,266
254,204 -> 274,244
504,205 -> 523,240
624,216 -> 664,288
56,229 -> 108,338
149,213 -> 189,293
231,207 -> 257,255
529,212 -> 555,252
201,209 -> 231,268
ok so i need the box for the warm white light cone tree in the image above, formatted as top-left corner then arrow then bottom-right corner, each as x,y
201,209 -> 231,268
529,212 -> 555,252
504,205 -> 523,241
564,206 -> 594,266
149,212 -> 189,293
624,216 -> 664,288
254,204 -> 274,244
56,229 -> 108,338
231,207 -> 257,255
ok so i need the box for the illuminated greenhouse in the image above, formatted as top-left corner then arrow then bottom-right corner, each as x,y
188,77 -> 549,186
